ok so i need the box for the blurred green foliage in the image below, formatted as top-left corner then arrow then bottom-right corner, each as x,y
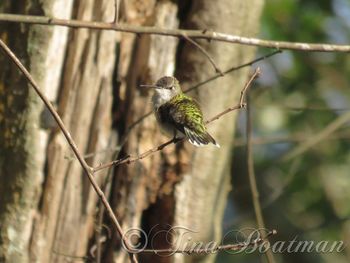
220,1 -> 350,262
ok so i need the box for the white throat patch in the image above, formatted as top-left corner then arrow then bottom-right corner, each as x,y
152,89 -> 174,109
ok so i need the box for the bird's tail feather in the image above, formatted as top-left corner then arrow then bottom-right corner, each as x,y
185,128 -> 220,148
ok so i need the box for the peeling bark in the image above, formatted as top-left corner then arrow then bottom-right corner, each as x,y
0,0 -> 72,262
0,0 -> 117,262
30,1 -> 118,262
0,1 -> 264,263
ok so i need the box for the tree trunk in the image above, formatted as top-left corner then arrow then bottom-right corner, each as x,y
173,1 -> 264,262
106,1 -> 264,263
0,0 -> 74,262
0,0 -> 116,262
0,1 -> 264,263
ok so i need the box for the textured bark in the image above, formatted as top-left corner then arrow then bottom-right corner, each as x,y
0,0 -> 264,263
0,0 -> 116,262
103,1 -> 180,262
173,1 -> 264,262
0,0 -> 73,262
29,1 -> 118,262
104,1 -> 264,263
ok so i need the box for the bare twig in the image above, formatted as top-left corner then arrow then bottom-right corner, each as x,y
0,39 -> 138,263
224,159 -> 301,229
113,0 -> 120,24
205,68 -> 260,124
246,96 -> 275,263
282,111 -> 350,161
233,129 -> 350,147
92,136 -> 127,263
93,139 -> 177,173
93,68 -> 260,173
95,163 -> 116,263
122,50 -> 280,141
265,105 -> 350,112
72,126 -> 350,166
64,145 -> 122,162
77,51 -> 277,163
0,14 -> 349,52
141,229 -> 277,254
184,50 -> 281,93
66,50 -> 278,164
182,34 -> 223,75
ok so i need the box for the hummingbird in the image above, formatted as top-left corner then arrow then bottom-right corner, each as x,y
141,76 -> 220,147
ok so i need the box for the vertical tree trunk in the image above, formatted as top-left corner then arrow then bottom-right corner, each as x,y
29,1 -> 118,262
173,1 -> 264,262
0,0 -> 116,262
0,1 -> 264,263
106,1 -> 264,263
0,0 -> 73,262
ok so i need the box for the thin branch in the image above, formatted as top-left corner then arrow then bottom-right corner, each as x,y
246,96 -> 275,263
205,68 -> 260,124
282,111 -> 350,162
141,229 -> 277,254
69,128 -> 350,165
184,50 -> 281,94
119,52 -> 275,169
224,159 -> 301,229
263,105 -> 350,112
64,145 -> 122,161
95,161 -> 116,263
121,50 -> 280,142
233,129 -> 350,147
0,13 -> 349,52
182,34 -> 223,75
93,68 -> 260,173
0,39 -> 138,263
113,0 -> 120,24
93,139 -> 178,173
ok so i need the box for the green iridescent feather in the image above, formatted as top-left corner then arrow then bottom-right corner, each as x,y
157,93 -> 219,146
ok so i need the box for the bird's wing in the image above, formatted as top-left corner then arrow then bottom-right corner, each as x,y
159,95 -> 219,147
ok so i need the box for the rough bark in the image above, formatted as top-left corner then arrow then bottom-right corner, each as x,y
104,1 -> 264,263
103,1 -> 180,262
0,0 -> 73,262
29,1 -> 118,262
0,1 -> 264,263
0,0 -> 116,262
174,1 -> 264,262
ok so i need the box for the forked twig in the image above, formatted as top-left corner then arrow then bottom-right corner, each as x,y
205,68 -> 260,124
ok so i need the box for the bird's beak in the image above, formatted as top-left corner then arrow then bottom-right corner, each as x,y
140,84 -> 161,89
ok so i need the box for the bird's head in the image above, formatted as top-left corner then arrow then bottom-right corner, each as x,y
141,76 -> 182,102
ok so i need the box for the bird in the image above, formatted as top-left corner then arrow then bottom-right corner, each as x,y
141,76 -> 220,147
